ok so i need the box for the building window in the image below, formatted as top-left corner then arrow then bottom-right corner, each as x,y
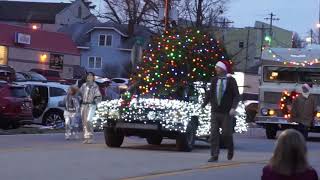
88,57 -> 102,69
239,41 -> 244,48
99,34 -> 113,47
95,57 -> 102,68
0,46 -> 8,65
106,35 -> 112,46
99,35 -> 106,46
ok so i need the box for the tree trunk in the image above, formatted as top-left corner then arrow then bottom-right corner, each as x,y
128,19 -> 135,37
196,0 -> 203,27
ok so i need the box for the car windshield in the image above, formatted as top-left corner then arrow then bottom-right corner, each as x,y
112,79 -> 126,83
10,87 -> 28,98
31,69 -> 60,77
16,73 -> 26,81
263,66 -> 320,84
29,73 -> 47,81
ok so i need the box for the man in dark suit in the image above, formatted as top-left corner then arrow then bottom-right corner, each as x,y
202,60 -> 240,162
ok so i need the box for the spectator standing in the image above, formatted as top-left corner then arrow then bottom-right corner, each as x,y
262,129 -> 318,180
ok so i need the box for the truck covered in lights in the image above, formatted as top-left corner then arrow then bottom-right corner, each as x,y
94,82 -> 247,152
256,47 -> 320,139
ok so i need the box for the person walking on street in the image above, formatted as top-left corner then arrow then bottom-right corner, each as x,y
201,60 -> 240,162
262,129 -> 318,180
79,72 -> 102,144
290,83 -> 317,139
62,86 -> 81,140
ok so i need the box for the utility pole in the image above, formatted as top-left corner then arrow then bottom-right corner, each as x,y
318,0 -> 320,43
311,29 -> 314,44
244,28 -> 250,73
214,18 -> 234,41
164,0 -> 171,31
264,12 -> 279,38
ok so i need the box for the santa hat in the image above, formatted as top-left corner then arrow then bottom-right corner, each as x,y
302,83 -> 313,90
215,60 -> 233,74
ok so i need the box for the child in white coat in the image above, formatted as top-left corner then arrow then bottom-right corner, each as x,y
63,86 -> 81,140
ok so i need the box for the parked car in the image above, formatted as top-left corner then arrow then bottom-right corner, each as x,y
111,78 -> 129,94
0,82 -> 33,129
0,65 -> 15,82
17,81 -> 69,126
16,72 -> 47,82
30,69 -> 77,85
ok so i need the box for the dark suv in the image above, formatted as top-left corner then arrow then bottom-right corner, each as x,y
0,82 -> 33,129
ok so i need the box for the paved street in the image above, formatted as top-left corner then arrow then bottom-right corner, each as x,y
1,129 -> 320,180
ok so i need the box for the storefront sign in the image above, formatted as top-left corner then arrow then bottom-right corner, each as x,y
15,33 -> 31,45
49,54 -> 63,70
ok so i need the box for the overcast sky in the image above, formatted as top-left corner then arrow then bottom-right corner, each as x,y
12,0 -> 320,38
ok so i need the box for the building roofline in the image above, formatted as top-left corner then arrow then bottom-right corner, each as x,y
2,44 -> 81,56
77,46 -> 90,49
86,27 -> 129,37
117,48 -> 132,51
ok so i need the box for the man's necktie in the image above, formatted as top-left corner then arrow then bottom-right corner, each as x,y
217,78 -> 224,106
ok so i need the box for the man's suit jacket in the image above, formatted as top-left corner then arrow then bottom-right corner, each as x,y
202,76 -> 240,114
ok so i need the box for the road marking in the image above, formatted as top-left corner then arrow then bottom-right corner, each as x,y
120,160 -> 268,180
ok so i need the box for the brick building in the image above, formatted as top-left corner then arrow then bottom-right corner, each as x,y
0,23 -> 80,78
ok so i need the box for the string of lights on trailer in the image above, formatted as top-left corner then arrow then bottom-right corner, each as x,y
93,82 -> 248,136
266,48 -> 320,66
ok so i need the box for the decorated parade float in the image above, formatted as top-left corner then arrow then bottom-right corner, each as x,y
256,46 -> 320,139
93,28 -> 248,152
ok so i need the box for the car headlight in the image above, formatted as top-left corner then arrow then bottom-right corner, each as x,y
147,111 -> 156,120
316,112 -> 320,118
268,109 -> 275,116
261,108 -> 269,116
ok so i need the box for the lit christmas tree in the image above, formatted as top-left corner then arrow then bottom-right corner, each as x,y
130,28 -> 230,97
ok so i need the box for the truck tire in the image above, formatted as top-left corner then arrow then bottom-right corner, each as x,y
104,128 -> 124,147
146,135 -> 163,145
266,125 -> 277,139
176,122 -> 197,152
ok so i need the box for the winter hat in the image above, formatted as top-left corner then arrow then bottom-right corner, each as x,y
215,60 -> 232,74
302,83 -> 312,90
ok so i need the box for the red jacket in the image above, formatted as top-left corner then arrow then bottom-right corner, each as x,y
262,165 -> 318,180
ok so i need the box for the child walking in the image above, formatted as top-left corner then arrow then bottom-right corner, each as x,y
63,86 -> 81,140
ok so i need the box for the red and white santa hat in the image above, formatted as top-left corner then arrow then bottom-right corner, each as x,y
302,83 -> 313,90
215,60 -> 233,75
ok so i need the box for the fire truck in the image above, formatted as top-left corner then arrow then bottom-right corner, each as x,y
256,47 -> 320,139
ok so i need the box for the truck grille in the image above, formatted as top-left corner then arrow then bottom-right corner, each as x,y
263,92 -> 282,104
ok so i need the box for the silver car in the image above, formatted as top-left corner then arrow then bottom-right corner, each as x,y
17,81 -> 69,126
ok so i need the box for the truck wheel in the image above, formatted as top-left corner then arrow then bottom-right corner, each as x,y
104,128 -> 124,147
266,125 -> 277,139
176,122 -> 197,152
146,135 -> 163,145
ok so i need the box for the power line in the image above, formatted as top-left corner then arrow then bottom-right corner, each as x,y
264,12 -> 279,37
214,18 -> 234,41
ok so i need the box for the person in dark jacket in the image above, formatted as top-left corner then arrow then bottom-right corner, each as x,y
201,60 -> 240,162
290,83 -> 317,139
262,129 -> 318,180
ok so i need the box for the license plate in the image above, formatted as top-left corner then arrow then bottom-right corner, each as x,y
116,123 -> 158,130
